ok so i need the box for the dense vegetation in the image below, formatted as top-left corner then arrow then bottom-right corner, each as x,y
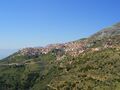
0,47 -> 120,90
0,52 -> 57,90
48,48 -> 120,90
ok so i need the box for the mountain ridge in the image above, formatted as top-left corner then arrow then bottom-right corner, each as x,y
14,22 -> 120,58
0,22 -> 120,90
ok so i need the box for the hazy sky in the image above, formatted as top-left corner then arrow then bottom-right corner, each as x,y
0,0 -> 120,49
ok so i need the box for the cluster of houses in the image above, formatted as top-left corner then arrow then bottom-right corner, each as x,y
19,37 -> 115,58
64,41 -> 86,56
19,41 -> 86,57
19,48 -> 42,56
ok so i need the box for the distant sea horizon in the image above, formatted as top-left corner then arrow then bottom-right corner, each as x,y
0,49 -> 18,60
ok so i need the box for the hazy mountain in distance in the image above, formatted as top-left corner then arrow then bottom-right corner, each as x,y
0,49 -> 18,59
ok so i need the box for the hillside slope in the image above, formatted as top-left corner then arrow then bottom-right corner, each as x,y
0,22 -> 120,90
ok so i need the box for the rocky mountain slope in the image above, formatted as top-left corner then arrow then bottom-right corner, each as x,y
90,22 -> 120,39
0,22 -> 120,90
